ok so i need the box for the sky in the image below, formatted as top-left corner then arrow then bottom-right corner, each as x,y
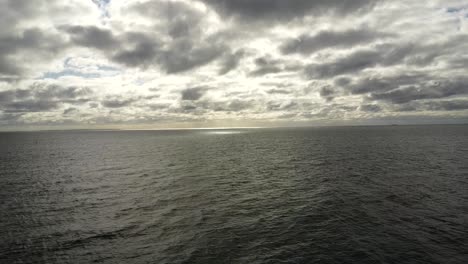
0,0 -> 468,130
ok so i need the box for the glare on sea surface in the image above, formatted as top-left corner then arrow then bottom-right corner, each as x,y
203,130 -> 245,135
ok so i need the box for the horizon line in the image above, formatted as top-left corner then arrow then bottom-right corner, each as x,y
1,123 -> 467,133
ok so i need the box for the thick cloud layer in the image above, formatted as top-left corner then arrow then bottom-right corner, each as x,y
199,0 -> 379,21
0,84 -> 91,115
280,29 -> 390,55
0,0 -> 467,129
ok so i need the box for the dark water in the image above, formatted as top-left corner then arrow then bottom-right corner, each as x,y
1,125 -> 467,264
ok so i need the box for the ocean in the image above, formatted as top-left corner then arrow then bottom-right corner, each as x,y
1,125 -> 467,263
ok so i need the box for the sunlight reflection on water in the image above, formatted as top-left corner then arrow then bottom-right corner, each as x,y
203,130 -> 245,135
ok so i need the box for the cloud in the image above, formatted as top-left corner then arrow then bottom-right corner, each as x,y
4,100 -> 59,113
112,40 -> 160,68
219,49 -> 245,75
339,74 -> 427,95
63,107 -> 78,115
393,99 -> 468,112
58,1 -> 227,74
425,100 -> 468,111
0,0 -> 49,31
281,28 -> 391,55
160,41 -> 225,74
0,28 -> 67,77
267,100 -> 300,111
120,0 -> 227,73
64,25 -> 117,50
204,99 -> 255,112
0,83 -> 91,113
0,0 -> 99,80
368,78 -> 468,104
109,33 -> 225,74
62,24 -> 225,74
360,104 -> 382,112
1,0 -> 468,129
267,89 -> 292,95
199,0 -> 379,21
304,44 -> 415,79
130,0 -> 205,38
249,55 -> 300,77
304,34 -> 468,79
181,87 -> 208,101
101,96 -> 137,108
319,86 -> 338,101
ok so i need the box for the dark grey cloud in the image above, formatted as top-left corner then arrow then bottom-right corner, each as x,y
113,0 -> 226,73
0,83 -> 91,113
0,84 -> 90,103
59,0 -> 227,74
0,28 -> 67,77
101,97 -> 137,108
62,26 -> 161,69
424,100 -> 468,111
345,76 -> 400,95
63,107 -> 78,115
266,89 -> 292,94
250,56 -> 283,76
319,86 -> 337,101
392,104 -> 418,112
224,99 -> 255,112
334,77 -> 352,87
448,57 -> 468,70
393,100 -> 468,112
281,28 -> 390,55
65,25 -> 226,74
33,84 -> 91,100
89,102 -> 99,108
209,99 -> 255,112
0,0 -> 45,30
0,89 -> 30,102
181,87 -> 208,101
305,44 -> 414,79
0,112 -> 24,124
161,41 -> 225,74
64,26 -> 117,50
405,34 -> 468,66
199,0 -> 380,21
249,56 -> 301,77
112,41 -> 159,68
302,39 -> 462,79
305,50 -> 378,79
368,78 -> 468,104
360,104 -> 382,112
130,0 -> 204,39
250,67 -> 282,77
175,96 -> 258,114
147,103 -> 170,111
334,74 -> 468,112
339,74 -> 427,95
261,82 -> 295,88
3,100 -> 59,113
0,1 -> 67,77
0,60 -> 21,77
180,104 -> 197,112
219,49 -> 245,75
266,100 -> 299,111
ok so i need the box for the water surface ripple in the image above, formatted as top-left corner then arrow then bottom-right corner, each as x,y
1,125 -> 467,263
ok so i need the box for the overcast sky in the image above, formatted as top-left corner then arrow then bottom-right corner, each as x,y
1,0 -> 467,130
